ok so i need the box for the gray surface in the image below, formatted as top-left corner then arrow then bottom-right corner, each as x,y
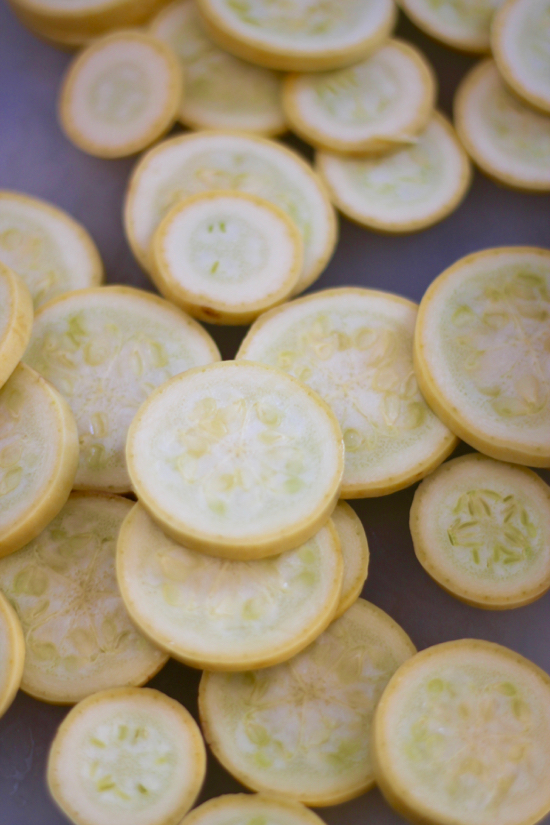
1,4 -> 550,824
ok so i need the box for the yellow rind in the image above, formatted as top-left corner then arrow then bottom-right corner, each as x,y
47,686 -> 206,825
151,191 -> 303,325
0,363 -> 79,559
0,590 -> 25,719
410,454 -> 550,609
414,247 -> 550,467
126,361 -> 344,560
372,639 -> 550,825
196,0 -> 397,72
282,39 -> 437,155
116,505 -> 343,670
58,30 -> 184,159
454,60 -> 550,193
179,794 -> 327,825
0,263 -> 33,391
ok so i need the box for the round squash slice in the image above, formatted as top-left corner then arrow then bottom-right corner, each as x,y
0,363 -> 79,559
372,639 -> 550,825
332,501 -> 369,618
199,598 -> 416,806
0,590 -> 25,719
0,262 -> 33,391
59,30 -> 183,159
0,493 -> 168,704
414,247 -> 550,467
124,130 -> 337,294
0,191 -> 103,308
126,361 -> 344,559
454,59 -> 550,192
47,686 -> 206,825
23,286 -> 220,493
196,0 -> 397,72
398,0 -> 505,53
410,454 -> 550,609
237,287 -> 457,498
150,0 -> 285,134
492,0 -> 550,115
151,191 -> 303,325
317,112 -> 471,233
179,794 -> 327,825
117,503 -> 342,670
283,39 -> 436,155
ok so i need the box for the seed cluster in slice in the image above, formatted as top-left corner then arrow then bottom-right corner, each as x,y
283,39 -> 436,155
398,0 -> 505,53
24,286 -> 220,493
414,247 -> 550,467
196,0 -> 397,72
0,590 -> 25,719
199,598 -> 416,806
238,287 -> 457,497
372,640 -> 550,825
59,31 -> 183,159
331,501 -> 370,618
180,794 -> 328,825
492,0 -> 550,115
0,192 -> 103,308
150,0 -> 285,134
124,130 -> 337,294
0,262 -> 33,391
410,454 -> 550,609
0,493 -> 168,704
116,503 -> 343,670
0,363 -> 79,559
126,361 -> 344,558
317,113 -> 472,232
152,191 -> 303,325
47,686 -> 206,825
454,59 -> 550,192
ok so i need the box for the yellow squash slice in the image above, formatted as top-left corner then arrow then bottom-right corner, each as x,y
47,686 -> 206,825
199,598 -> 416,806
179,794 -> 327,825
23,286 -> 220,493
410,454 -> 550,609
0,493 -> 168,704
372,639 -> 550,825
0,262 -> 33,391
414,247 -> 550,466
332,501 -> 369,617
0,590 -> 25,719
126,361 -> 344,559
398,0 -> 505,53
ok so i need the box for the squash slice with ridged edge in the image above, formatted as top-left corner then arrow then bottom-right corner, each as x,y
237,287 -> 457,498
23,286 -> 220,494
0,192 -> 103,309
492,0 -> 550,116
283,39 -> 436,155
398,0 -> 505,53
454,60 -> 550,192
410,454 -> 550,609
332,501 -> 369,617
196,0 -> 397,72
414,247 -> 550,467
0,262 -> 33,391
0,363 -> 79,559
179,794 -> 328,825
126,361 -> 344,559
372,639 -> 550,825
150,0 -> 285,134
116,503 -> 342,670
0,590 -> 25,719
0,493 -> 168,704
47,686 -> 206,825
317,112 -> 471,233
124,130 -> 337,294
199,598 -> 416,807
59,31 -> 183,159
152,191 -> 303,325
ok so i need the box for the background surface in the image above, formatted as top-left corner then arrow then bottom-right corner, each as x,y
1,4 -> 550,823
